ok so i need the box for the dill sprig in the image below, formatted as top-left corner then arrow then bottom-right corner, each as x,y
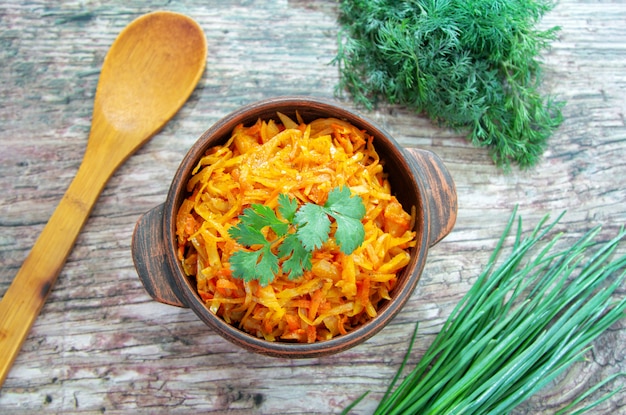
335,0 -> 565,168
342,208 -> 626,414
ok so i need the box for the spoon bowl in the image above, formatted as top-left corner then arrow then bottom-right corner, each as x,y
0,11 -> 207,387
90,11 -> 207,165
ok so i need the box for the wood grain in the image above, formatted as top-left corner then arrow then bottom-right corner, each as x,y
0,10 -> 207,389
1,0 -> 625,414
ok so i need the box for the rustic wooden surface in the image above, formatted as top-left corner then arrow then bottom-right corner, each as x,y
0,1 -> 624,414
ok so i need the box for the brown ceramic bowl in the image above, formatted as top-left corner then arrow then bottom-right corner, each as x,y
131,96 -> 457,358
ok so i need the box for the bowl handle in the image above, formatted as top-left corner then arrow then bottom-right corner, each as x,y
405,148 -> 457,247
132,204 -> 188,308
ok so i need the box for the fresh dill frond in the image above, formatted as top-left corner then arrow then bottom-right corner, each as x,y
335,0 -> 565,168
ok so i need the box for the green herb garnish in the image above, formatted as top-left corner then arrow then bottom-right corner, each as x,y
228,186 -> 365,286
334,0 -> 565,168
343,207 -> 626,414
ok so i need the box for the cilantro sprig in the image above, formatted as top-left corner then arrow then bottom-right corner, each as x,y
227,187 -> 365,286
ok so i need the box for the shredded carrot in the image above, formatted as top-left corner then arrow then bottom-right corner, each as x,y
176,113 -> 417,343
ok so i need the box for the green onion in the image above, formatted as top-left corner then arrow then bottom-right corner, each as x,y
345,207 -> 626,414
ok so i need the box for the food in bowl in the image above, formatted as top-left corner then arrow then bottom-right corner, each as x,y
131,96 -> 457,358
175,112 -> 417,343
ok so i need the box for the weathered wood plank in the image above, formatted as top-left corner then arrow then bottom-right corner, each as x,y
1,0 -> 625,413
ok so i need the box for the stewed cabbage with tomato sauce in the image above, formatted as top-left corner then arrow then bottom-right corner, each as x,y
176,112 -> 416,343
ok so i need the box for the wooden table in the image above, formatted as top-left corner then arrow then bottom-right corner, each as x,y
1,1 -> 624,413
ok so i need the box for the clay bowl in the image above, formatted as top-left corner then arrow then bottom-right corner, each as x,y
131,96 -> 457,358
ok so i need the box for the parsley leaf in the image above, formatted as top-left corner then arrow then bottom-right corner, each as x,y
228,187 -> 366,286
325,186 -> 366,220
323,186 -> 366,254
250,204 -> 289,236
294,203 -> 331,251
278,233 -> 312,279
228,203 -> 286,285
227,220 -> 267,246
278,193 -> 298,222
332,213 -> 365,255
229,246 -> 279,286
295,186 -> 366,255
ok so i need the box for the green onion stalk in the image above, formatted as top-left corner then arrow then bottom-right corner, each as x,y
343,207 -> 626,414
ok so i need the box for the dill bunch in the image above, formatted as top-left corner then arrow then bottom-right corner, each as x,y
335,0 -> 565,168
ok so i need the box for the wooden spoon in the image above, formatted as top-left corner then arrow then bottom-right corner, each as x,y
0,11 -> 207,386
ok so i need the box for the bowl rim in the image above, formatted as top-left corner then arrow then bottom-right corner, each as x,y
161,96 -> 433,357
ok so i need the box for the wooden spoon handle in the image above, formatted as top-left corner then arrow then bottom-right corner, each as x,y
0,160 -> 107,386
